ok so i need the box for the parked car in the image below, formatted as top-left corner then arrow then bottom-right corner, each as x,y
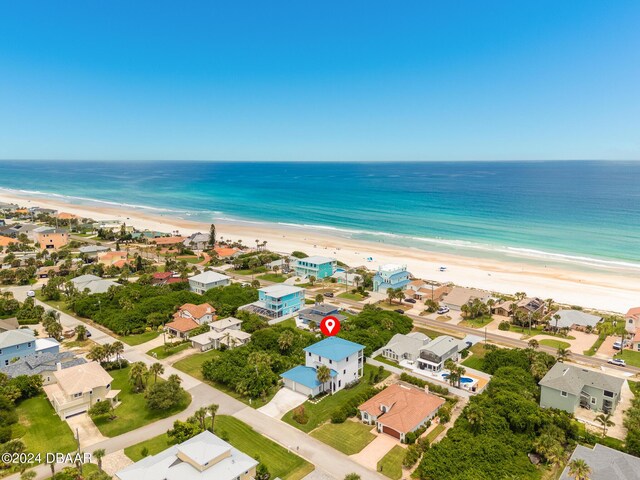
323,292 -> 334,298
63,329 -> 75,339
613,340 -> 628,350
608,358 -> 626,367
404,298 -> 416,304
437,306 -> 450,314
26,290 -> 36,297
394,309 -> 405,314
86,330 -> 92,338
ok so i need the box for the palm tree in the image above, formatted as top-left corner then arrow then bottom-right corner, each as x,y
595,413 -> 615,436
20,471 -> 36,480
386,288 -> 395,305
557,347 -> 571,362
194,407 -> 207,431
74,324 -> 88,341
315,293 -> 324,304
316,365 -> 332,394
277,330 -> 295,352
93,449 -> 106,472
394,288 -> 404,304
553,313 -> 561,332
568,459 -> 591,480
528,339 -> 539,350
87,345 -> 106,363
150,362 -> 165,383
207,404 -> 219,432
129,362 -> 148,392
112,341 -> 124,367
309,275 -> 316,286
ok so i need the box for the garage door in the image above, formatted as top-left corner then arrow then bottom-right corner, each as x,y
64,408 -> 87,418
382,425 -> 401,439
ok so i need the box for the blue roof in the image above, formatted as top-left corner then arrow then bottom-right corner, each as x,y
304,336 -> 364,362
280,365 -> 337,389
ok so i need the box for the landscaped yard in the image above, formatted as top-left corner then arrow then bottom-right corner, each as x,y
461,342 -> 489,371
584,334 -> 606,356
13,395 -> 77,456
177,255 -> 203,264
93,366 -> 191,437
412,327 -> 463,339
256,273 -> 288,283
282,364 -> 390,433
616,349 -> 640,367
425,423 -> 446,443
377,445 -> 406,480
119,330 -> 161,346
539,339 -> 571,350
309,420 -> 376,455
459,315 -> 493,328
124,416 -> 314,480
376,301 -> 412,312
374,355 -> 399,368
147,341 -> 191,359
337,292 -> 366,301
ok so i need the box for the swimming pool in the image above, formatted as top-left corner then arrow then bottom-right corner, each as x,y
441,373 -> 475,384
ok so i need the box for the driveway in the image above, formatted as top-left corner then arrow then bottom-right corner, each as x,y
258,388 -> 308,419
350,431 -> 401,471
65,413 -> 107,449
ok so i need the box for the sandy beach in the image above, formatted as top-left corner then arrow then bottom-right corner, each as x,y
1,190 -> 638,313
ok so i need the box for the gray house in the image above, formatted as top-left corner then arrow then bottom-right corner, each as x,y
298,304 -> 346,326
560,443 -> 640,480
416,335 -> 460,372
539,363 -> 624,414
188,271 -> 231,294
382,332 -> 430,363
553,309 -> 603,331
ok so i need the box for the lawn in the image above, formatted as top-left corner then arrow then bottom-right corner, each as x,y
539,339 -> 571,350
147,341 -> 191,359
376,301 -> 412,312
13,395 -> 77,456
93,366 -> 191,437
125,416 -> 314,480
282,364 -> 390,433
173,350 -> 275,408
425,423 -> 446,443
118,330 -> 161,346
337,292 -> 365,301
377,445 -> 405,480
374,355 -> 399,368
310,420 -> 376,454
459,315 -> 494,328
177,255 -> 202,264
412,327 -> 463,339
616,349 -> 640,367
584,334 -> 606,356
629,380 -> 640,397
461,342 -> 489,371
256,273 -> 288,283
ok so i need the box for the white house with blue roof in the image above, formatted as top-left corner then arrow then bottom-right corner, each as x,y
280,336 -> 364,397
373,264 -> 411,292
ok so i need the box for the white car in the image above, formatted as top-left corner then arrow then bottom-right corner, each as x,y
608,358 -> 626,367
437,306 -> 450,314
26,290 -> 36,298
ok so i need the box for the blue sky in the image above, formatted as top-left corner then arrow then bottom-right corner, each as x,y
0,1 -> 639,161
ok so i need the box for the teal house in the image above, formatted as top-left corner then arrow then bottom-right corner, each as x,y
373,264 -> 411,292
241,284 -> 306,319
294,256 -> 337,279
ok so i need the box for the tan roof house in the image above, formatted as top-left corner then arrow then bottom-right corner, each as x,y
43,361 -> 119,419
625,307 -> 640,334
166,303 -> 217,339
98,251 -> 128,266
494,297 -> 546,317
358,383 -> 445,441
441,287 -> 489,310
34,227 -> 69,250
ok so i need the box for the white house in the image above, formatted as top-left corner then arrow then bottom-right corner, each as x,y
189,317 -> 251,351
188,271 -> 231,294
280,336 -> 364,397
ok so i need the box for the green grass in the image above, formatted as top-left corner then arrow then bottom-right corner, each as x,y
337,292 -> 365,301
231,268 -> 264,276
256,273 -> 288,283
584,334 -> 606,356
425,423 -> 446,443
13,395 -> 77,456
310,421 -> 376,454
616,349 -> 640,367
412,327 -> 463,339
282,364 -> 390,432
629,380 -> 640,397
539,339 -> 571,350
461,342 -> 489,371
125,417 -> 314,480
118,330 -> 161,346
376,301 -> 411,312
377,445 -> 406,480
177,256 -> 202,264
172,350 -> 275,408
93,366 -> 191,437
374,354 -> 400,367
459,315 -> 494,328
147,341 -> 191,359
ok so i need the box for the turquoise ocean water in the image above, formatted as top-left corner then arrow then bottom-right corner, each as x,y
0,160 -> 639,274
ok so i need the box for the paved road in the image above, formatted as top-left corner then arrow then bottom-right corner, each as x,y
7,285 -> 384,480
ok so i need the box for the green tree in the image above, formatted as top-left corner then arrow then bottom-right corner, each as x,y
568,459 -> 591,480
556,347 -> 571,362
315,293 -> 324,304
209,224 -> 216,248
277,330 -> 295,352
316,365 -> 332,394
93,448 -> 106,472
129,362 -> 148,392
595,413 -> 615,436
74,324 -> 88,341
149,362 -> 165,383
207,403 -> 219,432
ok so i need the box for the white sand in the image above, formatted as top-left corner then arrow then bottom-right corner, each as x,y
1,191 -> 638,313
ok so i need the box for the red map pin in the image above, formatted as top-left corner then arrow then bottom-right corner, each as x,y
320,316 -> 341,336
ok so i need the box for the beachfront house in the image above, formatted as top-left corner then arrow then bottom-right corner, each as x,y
70,274 -> 120,294
404,280 -> 448,302
0,329 -> 60,367
281,336 -> 364,397
559,443 -> 640,480
625,307 -> 640,334
293,256 -> 337,279
373,264 -> 411,293
188,271 -> 231,294
43,361 -> 119,419
298,303 -> 346,327
330,270 -> 363,286
166,303 -> 216,339
358,383 -> 445,441
553,309 -> 603,331
240,284 -> 305,319
189,317 -> 251,351
441,287 -> 490,311
493,297 -> 546,317
381,332 -> 431,363
539,363 -> 624,414
416,335 -> 460,372
183,232 -> 210,251
115,431 -> 258,480
33,227 -> 69,250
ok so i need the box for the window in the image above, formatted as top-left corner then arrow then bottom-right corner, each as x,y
73,393 -> 82,398
343,369 -> 346,374
591,397 -> 597,405
28,343 -> 32,347
308,352 -> 311,357
329,359 -> 332,364
604,390 -> 614,398
560,391 -> 567,397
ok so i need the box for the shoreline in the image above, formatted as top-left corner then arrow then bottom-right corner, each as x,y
1,190 -> 638,313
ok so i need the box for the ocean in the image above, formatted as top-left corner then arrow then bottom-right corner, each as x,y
1,160 -> 639,273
